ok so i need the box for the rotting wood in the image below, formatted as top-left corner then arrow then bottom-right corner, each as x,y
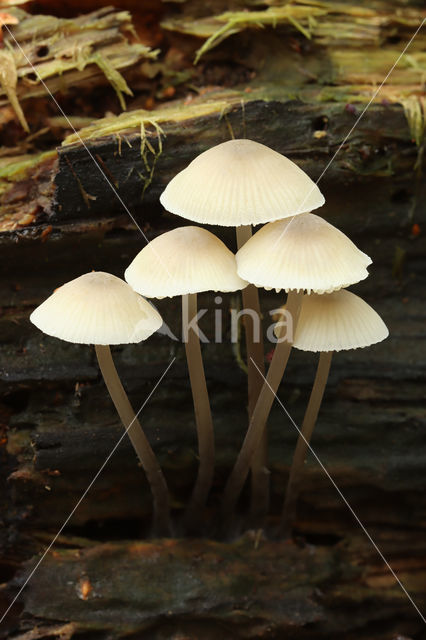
1,6 -> 158,118
8,534 -> 426,639
160,0 -> 426,65
0,0 -> 425,637
0,93 -> 423,232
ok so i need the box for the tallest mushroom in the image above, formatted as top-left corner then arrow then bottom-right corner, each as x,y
160,139 -> 325,518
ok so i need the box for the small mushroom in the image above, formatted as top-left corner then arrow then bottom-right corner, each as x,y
220,213 -> 372,524
279,289 -> 389,534
160,139 -> 325,226
30,271 -> 171,536
236,213 -> 372,294
125,226 -> 247,531
160,139 -> 325,521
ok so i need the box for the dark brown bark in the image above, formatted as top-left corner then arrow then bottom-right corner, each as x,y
0,0 -> 425,637
7,533 -> 426,639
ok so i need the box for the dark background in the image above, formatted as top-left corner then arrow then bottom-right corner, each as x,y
0,0 -> 425,638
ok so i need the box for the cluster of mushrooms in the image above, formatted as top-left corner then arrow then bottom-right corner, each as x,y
31,139 -> 388,537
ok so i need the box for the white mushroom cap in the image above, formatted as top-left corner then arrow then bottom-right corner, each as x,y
236,213 -> 372,294
30,272 -> 162,345
160,139 -> 325,227
275,289 -> 389,352
125,226 -> 247,298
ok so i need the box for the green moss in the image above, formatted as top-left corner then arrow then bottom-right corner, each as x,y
162,5 -> 327,63
63,97 -> 238,148
1,8 -> 158,115
401,96 -> 425,147
0,150 -> 56,181
92,52 -> 134,111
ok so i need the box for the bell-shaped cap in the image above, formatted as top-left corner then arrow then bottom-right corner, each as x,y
236,213 -> 372,294
277,289 -> 389,352
125,226 -> 247,298
160,139 -> 325,227
30,271 -> 162,345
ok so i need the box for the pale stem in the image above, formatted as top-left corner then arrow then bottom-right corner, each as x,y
95,344 -> 171,537
221,290 -> 304,525
280,350 -> 333,535
236,225 -> 268,526
183,292 -> 215,531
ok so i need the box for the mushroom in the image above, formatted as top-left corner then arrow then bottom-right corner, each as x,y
220,213 -> 372,524
159,139 -> 325,227
125,226 -> 247,531
236,213 -> 372,294
160,139 -> 325,521
30,271 -> 171,536
279,289 -> 389,534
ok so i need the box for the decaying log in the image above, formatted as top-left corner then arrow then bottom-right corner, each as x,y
0,0 -> 425,637
0,6 -> 157,117
161,1 -> 426,66
0,94 -> 424,231
1,0 -> 425,230
6,534 -> 426,639
0,151 -> 56,232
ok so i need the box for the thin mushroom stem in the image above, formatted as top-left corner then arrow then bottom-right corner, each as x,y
221,290 -> 303,527
280,350 -> 333,536
236,225 -> 268,526
183,292 -> 215,531
95,344 -> 171,537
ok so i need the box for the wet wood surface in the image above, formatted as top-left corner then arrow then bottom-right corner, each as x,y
0,0 -> 425,638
